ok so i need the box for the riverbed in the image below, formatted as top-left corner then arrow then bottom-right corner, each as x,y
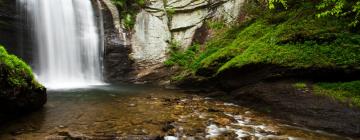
0,84 -> 350,140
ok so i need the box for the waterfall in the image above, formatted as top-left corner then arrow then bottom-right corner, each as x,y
18,0 -> 104,89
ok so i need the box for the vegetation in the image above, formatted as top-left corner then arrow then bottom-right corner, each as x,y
165,0 -> 360,80
293,82 -> 307,91
314,81 -> 360,107
269,0 -> 360,26
0,45 -> 41,88
111,0 -> 147,29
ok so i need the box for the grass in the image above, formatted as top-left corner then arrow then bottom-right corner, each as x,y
0,45 -> 42,88
293,82 -> 307,90
314,81 -> 360,107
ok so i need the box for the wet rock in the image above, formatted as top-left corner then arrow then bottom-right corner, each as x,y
119,135 -> 163,140
207,91 -> 227,97
242,135 -> 257,140
55,131 -> 92,140
215,118 -> 232,126
10,129 -> 25,136
162,122 -> 176,132
130,119 -> 144,125
58,125 -> 66,128
207,108 -> 221,112
45,135 -> 68,140
259,135 -> 289,140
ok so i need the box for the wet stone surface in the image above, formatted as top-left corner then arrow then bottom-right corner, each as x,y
0,84 -> 350,140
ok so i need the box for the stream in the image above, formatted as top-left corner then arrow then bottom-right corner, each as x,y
0,84 -> 350,140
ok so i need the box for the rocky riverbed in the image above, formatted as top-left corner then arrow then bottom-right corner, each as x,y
0,84 -> 349,140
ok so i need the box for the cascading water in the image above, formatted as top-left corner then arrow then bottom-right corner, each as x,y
18,0 -> 104,89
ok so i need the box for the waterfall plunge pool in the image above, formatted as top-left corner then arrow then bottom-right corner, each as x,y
0,84 -> 350,140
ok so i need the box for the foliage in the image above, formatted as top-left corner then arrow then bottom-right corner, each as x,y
165,7 -> 176,18
314,81 -> 360,107
269,0 -> 360,26
164,40 -> 201,70
111,0 -> 147,29
293,82 -> 307,90
0,45 -> 42,88
206,20 -> 226,30
268,0 -> 288,9
165,1 -> 360,79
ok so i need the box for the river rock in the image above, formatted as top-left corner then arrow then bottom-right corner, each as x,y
215,118 -> 232,126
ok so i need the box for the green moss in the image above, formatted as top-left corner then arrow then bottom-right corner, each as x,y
166,2 -> 360,78
314,81 -> 360,107
0,45 -> 42,89
293,82 -> 307,90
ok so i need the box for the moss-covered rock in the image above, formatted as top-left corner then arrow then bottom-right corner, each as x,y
0,45 -> 46,113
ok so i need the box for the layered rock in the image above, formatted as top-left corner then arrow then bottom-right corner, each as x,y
128,0 -> 244,82
89,0 -> 245,82
98,0 -> 244,82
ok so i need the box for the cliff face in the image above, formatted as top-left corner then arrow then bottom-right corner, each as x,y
0,0 -> 16,52
131,0 -> 244,76
100,0 -> 244,83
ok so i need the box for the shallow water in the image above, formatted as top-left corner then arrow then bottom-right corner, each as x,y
0,84 -> 351,140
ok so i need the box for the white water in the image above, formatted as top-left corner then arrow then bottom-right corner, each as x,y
18,0 -> 104,89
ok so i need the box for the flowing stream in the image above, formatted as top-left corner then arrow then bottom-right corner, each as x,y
0,85 -> 349,140
18,0 -> 103,89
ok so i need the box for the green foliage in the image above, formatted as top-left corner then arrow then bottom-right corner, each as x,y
293,82 -> 307,90
165,7 -> 176,18
164,41 -> 201,70
206,20 -> 226,30
268,0 -> 288,9
314,81 -> 360,107
269,0 -> 360,26
0,45 -> 41,88
165,1 -> 360,80
111,0 -> 147,29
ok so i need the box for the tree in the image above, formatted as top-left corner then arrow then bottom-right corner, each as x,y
269,0 -> 360,26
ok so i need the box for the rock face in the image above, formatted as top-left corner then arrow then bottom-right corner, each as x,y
96,0 -> 135,82
131,0 -> 244,66
129,0 -> 244,82
131,10 -> 171,68
0,0 -> 17,53
100,0 -> 244,82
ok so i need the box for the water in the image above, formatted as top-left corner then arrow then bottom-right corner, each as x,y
18,0 -> 103,89
0,84 -> 351,139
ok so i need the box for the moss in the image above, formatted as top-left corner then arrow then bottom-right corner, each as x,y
314,81 -> 360,107
0,45 -> 43,89
166,1 -> 360,78
293,82 -> 307,90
